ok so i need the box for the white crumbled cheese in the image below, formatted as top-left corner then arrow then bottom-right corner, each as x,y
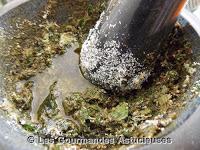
140,120 -> 159,129
59,33 -> 76,47
183,75 -> 190,88
193,62 -> 200,66
184,63 -> 196,75
191,80 -> 200,96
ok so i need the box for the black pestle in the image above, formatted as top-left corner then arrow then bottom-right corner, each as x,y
80,0 -> 187,92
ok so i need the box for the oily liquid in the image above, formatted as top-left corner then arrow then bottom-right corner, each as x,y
29,43 -> 93,122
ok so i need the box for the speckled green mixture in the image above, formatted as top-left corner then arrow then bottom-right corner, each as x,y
0,0 -> 198,150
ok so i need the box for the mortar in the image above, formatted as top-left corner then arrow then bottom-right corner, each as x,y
0,0 -> 200,150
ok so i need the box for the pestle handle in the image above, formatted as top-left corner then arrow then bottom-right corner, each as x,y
80,0 -> 187,92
